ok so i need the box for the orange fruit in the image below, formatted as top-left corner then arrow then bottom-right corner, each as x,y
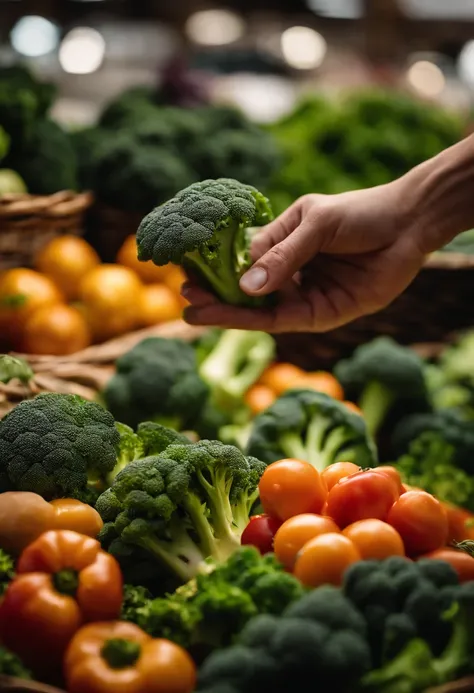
164,266 -> 187,294
139,284 -> 183,326
22,304 -> 91,355
0,268 -> 64,349
79,264 -> 143,342
35,235 -> 100,301
117,235 -> 172,284
259,363 -> 305,395
294,371 -> 344,400
244,384 -> 276,415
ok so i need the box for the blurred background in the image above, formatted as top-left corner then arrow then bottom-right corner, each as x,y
2,0 -> 474,357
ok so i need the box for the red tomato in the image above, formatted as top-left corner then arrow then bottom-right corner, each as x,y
443,503 -> 474,543
387,491 -> 448,556
258,459 -> 328,522
241,515 -> 282,555
343,519 -> 405,560
374,466 -> 404,494
325,470 -> 399,529
321,462 -> 361,491
274,514 -> 340,570
421,548 -> 474,583
293,533 -> 360,587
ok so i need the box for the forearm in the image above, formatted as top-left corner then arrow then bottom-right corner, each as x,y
398,134 -> 474,253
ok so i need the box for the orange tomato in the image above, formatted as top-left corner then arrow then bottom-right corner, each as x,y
294,371 -> 344,401
326,470 -> 399,529
387,491 -> 448,556
343,401 -> 363,416
35,235 -> 100,301
164,266 -> 187,295
79,265 -> 143,341
117,235 -> 172,284
321,462 -> 361,491
244,384 -> 276,415
259,363 -> 305,395
0,268 -> 63,349
293,533 -> 360,587
139,284 -> 183,326
443,503 -> 474,543
421,548 -> 474,583
274,514 -> 340,570
258,459 -> 328,522
21,304 -> 91,355
374,466 -> 404,494
343,519 -> 405,560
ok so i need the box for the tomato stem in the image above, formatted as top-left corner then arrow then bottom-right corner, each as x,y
101,638 -> 141,669
53,568 -> 79,597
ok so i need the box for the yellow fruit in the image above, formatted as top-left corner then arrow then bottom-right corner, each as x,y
117,235 -> 172,284
35,235 -> 100,301
22,304 -> 91,355
139,284 -> 183,326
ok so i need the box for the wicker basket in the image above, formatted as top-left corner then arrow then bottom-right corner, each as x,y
275,252 -> 474,370
87,204 -> 142,262
0,191 -> 93,270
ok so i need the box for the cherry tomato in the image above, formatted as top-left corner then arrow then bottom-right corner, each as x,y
274,514 -> 340,570
420,548 -> 474,583
241,514 -> 282,555
374,466 -> 404,494
443,503 -> 474,543
258,459 -> 328,522
326,470 -> 399,529
387,491 -> 448,556
321,462 -> 361,491
343,519 -> 405,560
293,533 -> 360,587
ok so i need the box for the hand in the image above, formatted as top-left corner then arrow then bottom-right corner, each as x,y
183,179 -> 428,333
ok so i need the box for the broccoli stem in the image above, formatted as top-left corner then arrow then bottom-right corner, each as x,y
359,381 -> 395,438
195,469 -> 241,559
136,522 -> 206,583
278,432 -> 309,463
182,491 -> 221,559
278,416 -> 336,473
433,601 -> 473,683
360,639 -> 440,692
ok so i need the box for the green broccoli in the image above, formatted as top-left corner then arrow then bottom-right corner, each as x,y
246,388 -> 377,470
0,393 -> 120,501
0,646 -> 32,680
395,431 -> 474,510
439,331 -> 474,388
0,355 -> 33,385
391,409 -> 474,475
0,64 -> 56,117
98,87 -> 160,130
136,178 -> 274,307
120,584 -> 152,623
96,441 -> 266,588
103,337 -> 209,431
197,585 -> 371,693
69,125 -> 110,190
334,337 -> 431,439
0,548 -> 15,597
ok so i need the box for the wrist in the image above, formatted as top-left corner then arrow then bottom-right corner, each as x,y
396,135 -> 474,254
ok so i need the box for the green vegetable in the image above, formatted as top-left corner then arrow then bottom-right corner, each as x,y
246,388 -> 377,470
334,337 -> 431,439
98,87 -> 160,130
0,645 -> 32,679
96,440 -> 266,589
0,355 -> 33,385
103,337 -> 209,431
196,585 -> 371,693
395,432 -> 474,510
0,393 -> 120,501
439,331 -> 474,388
136,178 -> 274,307
0,169 -> 27,195
0,547 -> 15,596
120,584 -> 152,623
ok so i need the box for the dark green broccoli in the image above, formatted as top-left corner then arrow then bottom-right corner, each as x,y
0,355 -> 33,385
96,441 -> 266,588
0,548 -> 15,597
391,409 -> 474,475
0,646 -> 32,680
424,363 -> 474,415
69,125 -> 110,190
334,337 -> 431,439
197,585 -> 371,693
103,337 -> 209,431
0,393 -> 120,501
136,178 -> 274,307
395,431 -> 474,510
246,388 -> 377,470
99,86 -> 159,130
0,64 -> 56,117
439,331 -> 474,388
94,133 -> 195,214
120,584 -> 152,623
0,82 -> 39,144
343,556 -> 460,669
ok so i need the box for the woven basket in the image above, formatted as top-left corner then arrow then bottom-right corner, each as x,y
275,252 -> 474,370
0,191 -> 93,270
87,204 -> 142,262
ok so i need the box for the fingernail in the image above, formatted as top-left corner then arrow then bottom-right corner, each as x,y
240,267 -> 267,292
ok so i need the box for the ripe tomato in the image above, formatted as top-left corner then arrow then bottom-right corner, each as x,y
321,462 -> 361,491
35,235 -> 100,301
343,519 -> 405,560
421,548 -> 474,583
241,514 -> 282,555
22,304 -> 91,355
326,470 -> 399,528
139,284 -> 183,326
274,514 -> 340,570
387,491 -> 448,556
259,363 -> 305,396
374,466 -> 404,494
293,533 -> 360,587
293,371 -> 344,401
244,385 -> 276,416
258,459 -> 328,522
443,503 -> 474,543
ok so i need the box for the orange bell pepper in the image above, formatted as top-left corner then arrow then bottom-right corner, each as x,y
50,498 -> 103,538
0,530 -> 123,677
64,621 -> 196,693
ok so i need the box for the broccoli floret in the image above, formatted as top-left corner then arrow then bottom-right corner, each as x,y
103,337 -> 209,431
199,330 -> 276,413
0,392 -> 120,500
136,178 -> 274,307
120,583 -> 152,623
0,547 -> 15,597
96,441 -> 266,587
136,595 -> 197,649
246,388 -> 377,470
0,646 -> 32,680
439,331 -> 474,388
391,409 -> 474,475
99,87 -> 160,129
0,355 -> 33,385
395,431 -> 474,510
334,337 -> 430,439
0,64 -> 56,117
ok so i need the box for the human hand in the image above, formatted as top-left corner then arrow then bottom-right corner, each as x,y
182,179 -> 428,333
